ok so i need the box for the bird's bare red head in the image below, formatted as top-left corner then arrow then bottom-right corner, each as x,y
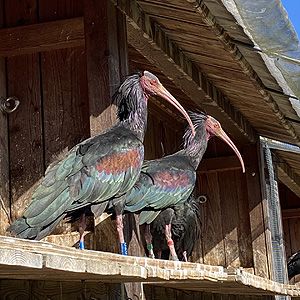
206,116 -> 245,173
140,71 -> 195,136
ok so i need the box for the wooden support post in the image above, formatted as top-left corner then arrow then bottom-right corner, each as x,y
244,143 -> 270,279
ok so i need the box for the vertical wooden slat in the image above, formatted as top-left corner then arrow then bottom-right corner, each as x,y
244,143 -> 270,278
38,1 -> 89,166
6,0 -> 44,221
195,172 -> 225,266
84,0 -> 111,137
219,170 -> 240,268
38,0 -> 90,241
0,0 -> 10,234
235,169 -> 254,268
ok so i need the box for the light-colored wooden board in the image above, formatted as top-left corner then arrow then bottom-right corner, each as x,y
0,236 -> 299,296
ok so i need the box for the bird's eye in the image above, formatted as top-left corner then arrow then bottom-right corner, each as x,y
151,79 -> 157,85
214,123 -> 220,128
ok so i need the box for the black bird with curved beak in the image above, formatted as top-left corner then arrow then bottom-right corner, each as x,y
124,112 -> 245,260
7,71 -> 195,255
148,194 -> 201,261
288,250 -> 300,280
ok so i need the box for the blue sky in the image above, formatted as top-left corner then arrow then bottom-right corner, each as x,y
281,0 -> 300,38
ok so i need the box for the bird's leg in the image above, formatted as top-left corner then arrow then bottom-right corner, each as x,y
182,251 -> 188,262
78,213 -> 86,250
116,214 -> 128,255
165,223 -> 179,261
145,224 -> 155,258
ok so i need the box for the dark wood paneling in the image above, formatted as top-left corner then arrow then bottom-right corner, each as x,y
40,48 -> 90,165
235,169 -> 254,268
245,143 -> 270,278
194,172 -> 225,266
0,0 -> 10,234
0,280 -> 108,300
84,0 -> 111,136
219,170 -> 240,267
6,0 -> 44,221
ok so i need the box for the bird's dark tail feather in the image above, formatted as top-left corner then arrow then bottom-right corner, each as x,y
7,214 -> 66,240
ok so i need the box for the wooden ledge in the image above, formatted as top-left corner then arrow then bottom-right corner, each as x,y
0,236 -> 298,296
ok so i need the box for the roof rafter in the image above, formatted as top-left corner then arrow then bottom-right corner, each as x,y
116,0 -> 257,143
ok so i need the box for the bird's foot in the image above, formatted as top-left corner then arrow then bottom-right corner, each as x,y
182,251 -> 188,262
169,254 -> 179,261
79,241 -> 85,250
120,242 -> 128,255
147,243 -> 155,258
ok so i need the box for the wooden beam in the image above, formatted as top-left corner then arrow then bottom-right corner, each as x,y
197,155 -> 242,173
116,0 -> 258,144
275,153 -> 300,199
282,208 -> 300,220
0,17 -> 84,57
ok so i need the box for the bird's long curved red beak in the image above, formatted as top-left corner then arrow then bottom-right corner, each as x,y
206,116 -> 245,173
156,84 -> 196,136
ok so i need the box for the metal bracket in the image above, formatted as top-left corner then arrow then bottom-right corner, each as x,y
0,96 -> 20,114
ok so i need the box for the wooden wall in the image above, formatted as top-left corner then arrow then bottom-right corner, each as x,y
0,0 -> 90,235
190,142 -> 272,279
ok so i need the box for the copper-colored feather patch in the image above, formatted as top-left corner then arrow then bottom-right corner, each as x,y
154,171 -> 193,190
95,148 -> 143,175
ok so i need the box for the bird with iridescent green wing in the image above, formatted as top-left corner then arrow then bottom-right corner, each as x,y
123,112 -> 245,260
7,71 -> 195,255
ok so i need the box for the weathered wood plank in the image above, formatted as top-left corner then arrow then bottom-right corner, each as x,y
0,17 -> 85,57
235,170 -> 254,269
0,0 -> 10,235
219,170 -> 240,268
195,172 -> 225,266
0,236 -> 298,296
38,1 -> 89,166
84,0 -> 111,137
6,0 -> 44,221
244,144 -> 270,278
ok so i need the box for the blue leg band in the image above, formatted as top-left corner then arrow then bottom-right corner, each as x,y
79,241 -> 85,250
120,242 -> 128,255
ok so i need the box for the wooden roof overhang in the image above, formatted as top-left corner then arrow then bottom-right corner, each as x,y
119,0 -> 300,196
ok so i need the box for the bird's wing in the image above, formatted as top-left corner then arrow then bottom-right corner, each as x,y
124,156 -> 196,225
181,198 -> 201,258
22,126 -> 144,230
